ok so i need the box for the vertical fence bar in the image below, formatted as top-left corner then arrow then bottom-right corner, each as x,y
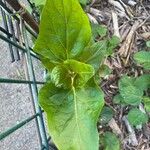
7,15 -> 20,60
0,7 -> 15,62
21,20 -> 49,150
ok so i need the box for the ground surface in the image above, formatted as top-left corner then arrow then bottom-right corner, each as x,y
88,0 -> 150,150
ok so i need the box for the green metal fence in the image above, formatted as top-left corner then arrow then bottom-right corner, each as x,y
0,0 -> 55,149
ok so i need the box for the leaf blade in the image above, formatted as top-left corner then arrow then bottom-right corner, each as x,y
101,132 -> 120,150
127,108 -> 148,126
51,59 -> 95,89
34,0 -> 91,62
39,80 -> 104,150
134,51 -> 150,70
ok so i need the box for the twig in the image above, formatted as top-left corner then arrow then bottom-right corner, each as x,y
112,11 -> 120,38
87,13 -> 98,24
118,21 -> 140,57
108,118 -> 123,137
108,0 -> 128,18
89,7 -> 110,22
136,104 -> 146,129
122,116 -> 138,146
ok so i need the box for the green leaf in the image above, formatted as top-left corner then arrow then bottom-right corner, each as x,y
113,94 -> 124,104
92,23 -> 107,38
143,97 -> 150,112
119,75 -> 135,88
40,56 -> 57,72
146,41 -> 150,48
39,80 -> 104,150
134,51 -> 150,70
134,74 -> 150,91
31,0 -> 46,5
101,132 -> 120,150
78,37 -> 119,71
107,36 -> 120,55
119,76 -> 143,105
51,59 -> 95,89
34,0 -> 91,62
79,0 -> 89,5
99,64 -> 112,78
120,85 -> 143,105
78,40 -> 108,71
100,107 -> 114,125
127,108 -> 148,126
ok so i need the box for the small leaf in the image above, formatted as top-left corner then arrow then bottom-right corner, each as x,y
134,51 -> 150,70
113,94 -> 124,104
101,132 -> 120,150
127,108 -> 148,126
39,80 -> 104,150
92,23 -> 107,38
120,85 -> 143,105
146,41 -> 150,47
107,36 -> 120,55
143,97 -> 150,112
100,107 -> 114,125
99,65 -> 112,78
51,59 -> 95,89
79,0 -> 89,5
119,75 -> 135,88
134,74 -> 150,91
34,0 -> 91,62
119,76 -> 143,106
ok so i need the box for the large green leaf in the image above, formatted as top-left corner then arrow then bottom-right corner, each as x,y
78,40 -> 108,70
78,36 -> 120,71
34,0 -> 91,63
40,56 -> 58,72
51,59 -> 95,89
39,80 -> 104,150
134,51 -> 150,70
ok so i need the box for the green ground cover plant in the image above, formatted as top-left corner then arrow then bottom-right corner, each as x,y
113,42 -> 150,127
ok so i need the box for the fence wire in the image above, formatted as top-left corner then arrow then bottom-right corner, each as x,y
0,0 -> 55,149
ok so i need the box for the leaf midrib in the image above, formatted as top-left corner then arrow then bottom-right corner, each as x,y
72,86 -> 82,150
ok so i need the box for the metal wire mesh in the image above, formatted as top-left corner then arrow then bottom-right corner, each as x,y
0,0 -> 54,149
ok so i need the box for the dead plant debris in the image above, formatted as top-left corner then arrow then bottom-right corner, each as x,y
88,0 -> 150,149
